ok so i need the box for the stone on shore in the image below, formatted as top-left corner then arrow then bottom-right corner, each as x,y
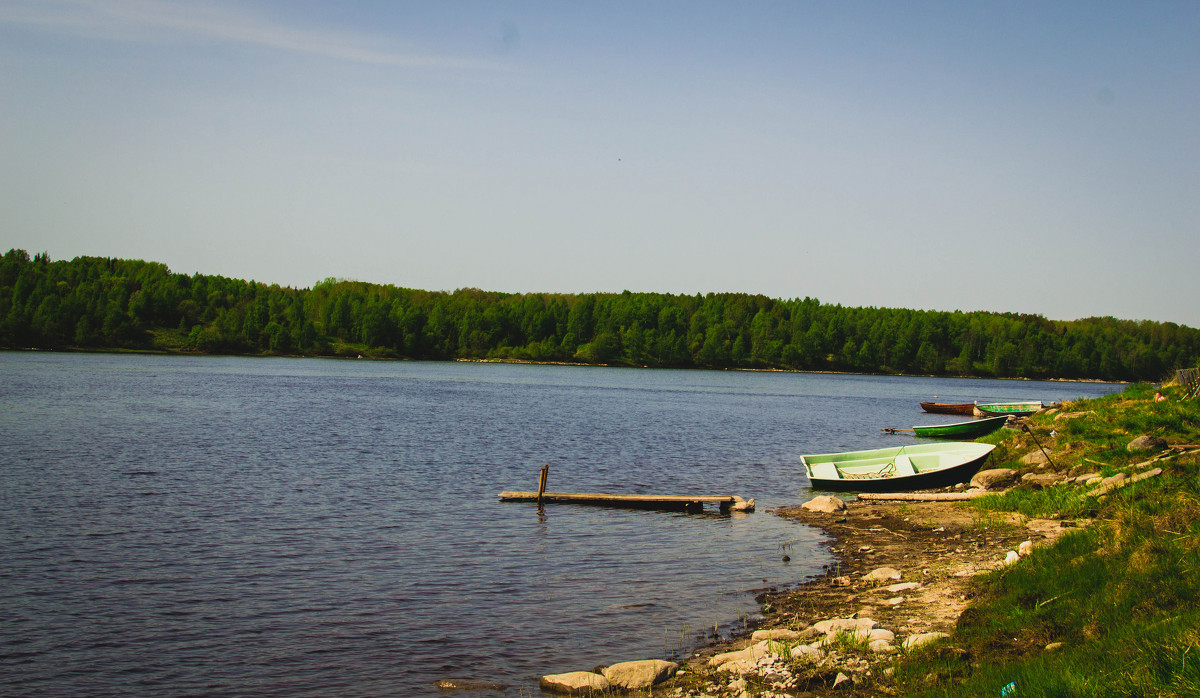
539,671 -> 609,695
710,641 -> 772,667
870,628 -> 895,641
870,639 -> 897,654
601,660 -> 677,690
903,632 -> 950,650
751,628 -> 802,641
863,567 -> 902,582
971,468 -> 1016,490
813,617 -> 881,641
802,495 -> 846,514
1018,540 -> 1034,557
1054,411 -> 1090,421
885,582 -> 921,593
1021,450 -> 1050,465
1128,435 -> 1168,452
1022,472 -> 1065,488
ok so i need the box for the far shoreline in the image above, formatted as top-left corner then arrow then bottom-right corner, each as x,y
1,346 -> 1126,385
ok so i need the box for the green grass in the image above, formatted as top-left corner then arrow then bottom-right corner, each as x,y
885,382 -> 1200,696
971,487 -> 1098,520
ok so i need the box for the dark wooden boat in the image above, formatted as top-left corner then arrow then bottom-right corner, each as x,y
920,401 -> 976,416
802,442 -> 995,493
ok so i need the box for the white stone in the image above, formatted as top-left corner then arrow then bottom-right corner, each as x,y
903,632 -> 950,650
886,596 -> 905,606
540,671 -> 610,695
789,644 -> 823,659
1018,540 -> 1034,557
886,582 -> 920,593
812,617 -> 880,637
601,660 -> 678,690
863,567 -> 902,582
1003,551 -> 1020,566
801,495 -> 846,513
868,628 -> 896,643
971,468 -> 1016,490
731,498 -> 755,512
1021,450 -> 1049,465
709,641 -> 771,667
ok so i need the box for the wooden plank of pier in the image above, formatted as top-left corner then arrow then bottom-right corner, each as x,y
498,491 -> 737,512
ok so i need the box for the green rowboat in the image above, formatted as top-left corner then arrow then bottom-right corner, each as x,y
802,442 -> 996,493
912,415 -> 1009,439
975,401 -> 1043,416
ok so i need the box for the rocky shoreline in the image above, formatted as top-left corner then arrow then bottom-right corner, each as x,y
532,469 -> 1079,696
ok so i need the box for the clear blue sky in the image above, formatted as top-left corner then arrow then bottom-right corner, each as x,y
2,1 -> 1197,326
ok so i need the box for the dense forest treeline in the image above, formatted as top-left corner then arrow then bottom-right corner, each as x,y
2,249 -> 1198,382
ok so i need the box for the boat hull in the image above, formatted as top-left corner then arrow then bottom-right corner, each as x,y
802,442 -> 995,493
912,415 -> 1009,439
920,402 -> 976,416
975,401 -> 1043,417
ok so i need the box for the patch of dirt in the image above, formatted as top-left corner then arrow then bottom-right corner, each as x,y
678,496 -> 1087,695
761,501 -> 1031,635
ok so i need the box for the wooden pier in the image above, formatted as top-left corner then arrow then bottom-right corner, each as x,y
497,491 -> 743,513
498,465 -> 753,513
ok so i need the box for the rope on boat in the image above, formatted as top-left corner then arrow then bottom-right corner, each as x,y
841,461 -> 898,479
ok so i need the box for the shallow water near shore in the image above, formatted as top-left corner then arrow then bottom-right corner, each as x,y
0,353 -> 1120,695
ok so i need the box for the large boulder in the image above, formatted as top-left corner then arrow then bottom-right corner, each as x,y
540,671 -> 609,695
801,495 -> 846,514
601,660 -> 677,690
1128,435 -> 1168,452
971,468 -> 1016,490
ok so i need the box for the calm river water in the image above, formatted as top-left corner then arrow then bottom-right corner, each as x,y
0,353 -> 1120,695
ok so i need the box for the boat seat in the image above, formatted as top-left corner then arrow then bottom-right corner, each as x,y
890,455 -> 918,476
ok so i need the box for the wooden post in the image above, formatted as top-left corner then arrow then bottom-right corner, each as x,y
537,464 -> 549,506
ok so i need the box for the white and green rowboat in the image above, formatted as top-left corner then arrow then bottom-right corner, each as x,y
802,442 -> 996,492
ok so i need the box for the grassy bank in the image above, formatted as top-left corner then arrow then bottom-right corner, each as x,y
659,380 -> 1200,697
886,381 -> 1200,696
